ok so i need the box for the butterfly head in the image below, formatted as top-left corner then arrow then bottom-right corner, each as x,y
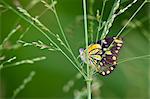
79,48 -> 86,63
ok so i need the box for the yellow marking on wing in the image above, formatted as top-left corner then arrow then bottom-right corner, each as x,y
91,55 -> 102,60
88,44 -> 101,52
100,62 -> 103,66
105,51 -> 112,55
114,39 -> 123,43
89,48 -> 100,55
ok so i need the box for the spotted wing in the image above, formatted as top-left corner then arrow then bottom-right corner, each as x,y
96,37 -> 123,76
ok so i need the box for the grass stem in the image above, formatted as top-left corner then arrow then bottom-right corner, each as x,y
89,0 -> 94,42
50,0 -> 83,75
83,0 -> 92,98
116,0 -> 146,37
51,0 -> 71,49
1,0 -> 86,79
96,0 -> 107,42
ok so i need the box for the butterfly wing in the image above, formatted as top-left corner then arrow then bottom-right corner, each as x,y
87,44 -> 102,66
81,37 -> 123,76
96,37 -> 123,76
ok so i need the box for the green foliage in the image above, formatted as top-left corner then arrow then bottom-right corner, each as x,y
0,0 -> 149,99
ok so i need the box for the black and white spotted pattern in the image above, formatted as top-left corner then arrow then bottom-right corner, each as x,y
95,37 -> 123,76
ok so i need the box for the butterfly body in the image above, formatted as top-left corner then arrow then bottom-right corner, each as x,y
79,37 -> 123,76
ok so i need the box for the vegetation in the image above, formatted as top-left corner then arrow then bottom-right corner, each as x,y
0,0 -> 149,99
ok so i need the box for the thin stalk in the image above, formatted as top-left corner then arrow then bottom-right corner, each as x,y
116,0 -> 147,37
100,0 -> 119,40
121,17 -> 150,37
51,0 -> 71,49
51,0 -> 82,73
92,55 -> 150,75
1,0 -> 87,79
96,0 -> 107,42
89,0 -> 94,42
12,71 -> 36,99
89,0 -> 148,79
118,55 -> 150,64
36,8 -> 49,19
18,25 -> 32,40
2,25 -> 21,45
83,0 -> 92,99
100,0 -> 146,62
147,2 -> 150,98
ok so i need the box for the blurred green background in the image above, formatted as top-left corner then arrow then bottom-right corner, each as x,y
0,0 -> 149,99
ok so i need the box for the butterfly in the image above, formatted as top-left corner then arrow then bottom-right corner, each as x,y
79,37 -> 123,76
